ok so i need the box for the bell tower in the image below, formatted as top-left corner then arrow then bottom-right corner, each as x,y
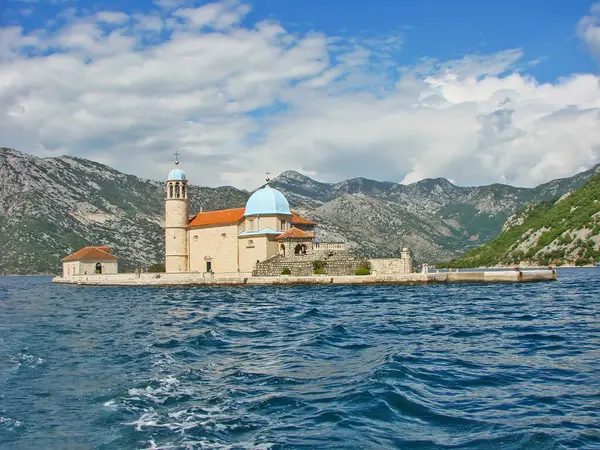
165,151 -> 189,273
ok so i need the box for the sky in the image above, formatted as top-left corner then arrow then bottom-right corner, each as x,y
1,0 -> 600,189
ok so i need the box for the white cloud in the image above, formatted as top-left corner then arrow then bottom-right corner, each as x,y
133,13 -> 163,32
1,1 -> 600,190
578,2 -> 600,60
173,1 -> 251,30
95,11 -> 130,25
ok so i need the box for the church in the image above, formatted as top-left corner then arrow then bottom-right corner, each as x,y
165,161 -> 334,276
60,158 -> 414,279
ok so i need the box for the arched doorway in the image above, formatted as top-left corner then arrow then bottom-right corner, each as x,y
294,244 -> 307,255
95,262 -> 102,274
280,244 -> 286,257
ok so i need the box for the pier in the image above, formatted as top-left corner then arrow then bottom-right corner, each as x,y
52,269 -> 556,286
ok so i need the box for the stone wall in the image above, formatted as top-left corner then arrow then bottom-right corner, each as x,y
253,255 -> 363,277
370,258 -> 412,275
188,223 -> 239,274
52,269 -> 557,286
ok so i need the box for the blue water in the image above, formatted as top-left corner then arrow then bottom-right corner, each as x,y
1,270 -> 599,449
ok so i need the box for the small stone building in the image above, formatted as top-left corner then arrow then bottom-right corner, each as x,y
62,246 -> 118,277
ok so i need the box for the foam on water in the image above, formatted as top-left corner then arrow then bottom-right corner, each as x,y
0,272 -> 599,449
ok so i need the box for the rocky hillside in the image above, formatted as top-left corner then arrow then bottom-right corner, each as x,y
440,173 -> 600,267
0,148 -> 248,274
269,166 -> 599,263
0,147 -> 598,274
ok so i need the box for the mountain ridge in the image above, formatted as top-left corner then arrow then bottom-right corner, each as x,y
1,146 -> 598,274
439,173 -> 600,267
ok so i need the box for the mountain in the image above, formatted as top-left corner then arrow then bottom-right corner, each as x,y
1,147 -> 598,274
268,165 -> 600,263
0,148 -> 249,274
439,173 -> 600,267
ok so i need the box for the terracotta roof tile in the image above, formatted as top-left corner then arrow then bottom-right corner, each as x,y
62,246 -> 118,262
276,227 -> 315,240
291,212 -> 316,225
187,208 -> 316,227
188,207 -> 245,227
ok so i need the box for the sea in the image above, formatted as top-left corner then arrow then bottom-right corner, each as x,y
0,269 -> 598,449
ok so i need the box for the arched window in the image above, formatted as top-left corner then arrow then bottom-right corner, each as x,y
181,185 -> 186,199
247,239 -> 255,248
169,183 -> 174,198
175,182 -> 181,198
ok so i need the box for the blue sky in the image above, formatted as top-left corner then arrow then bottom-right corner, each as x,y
5,0 -> 596,80
1,0 -> 600,188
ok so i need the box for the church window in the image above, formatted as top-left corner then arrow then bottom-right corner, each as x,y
182,185 -> 186,199
221,233 -> 227,238
193,235 -> 198,242
206,261 -> 212,272
175,182 -> 181,198
247,239 -> 254,248
280,220 -> 286,231
169,183 -> 174,198
248,218 -> 255,231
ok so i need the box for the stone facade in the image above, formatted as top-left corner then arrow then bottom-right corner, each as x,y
253,254 -> 363,277
370,258 -> 413,276
188,223 -> 239,275
369,248 -> 413,275
62,259 -> 118,278
165,179 -> 189,273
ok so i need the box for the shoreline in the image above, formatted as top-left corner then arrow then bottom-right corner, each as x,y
52,269 -> 557,287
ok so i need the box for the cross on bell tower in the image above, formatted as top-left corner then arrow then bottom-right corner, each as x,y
174,150 -> 180,166
265,170 -> 271,183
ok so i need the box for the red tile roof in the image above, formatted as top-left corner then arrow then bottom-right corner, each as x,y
292,212 -> 316,225
62,246 -> 118,262
188,208 -> 316,228
188,207 -> 245,227
276,227 -> 315,240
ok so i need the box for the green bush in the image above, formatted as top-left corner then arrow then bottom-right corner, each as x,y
358,260 -> 372,270
281,267 -> 291,275
312,260 -> 327,271
313,268 -> 327,275
355,267 -> 371,275
148,263 -> 165,273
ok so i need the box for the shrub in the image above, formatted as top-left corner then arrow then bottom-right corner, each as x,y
312,260 -> 327,271
355,267 -> 371,276
358,260 -> 372,271
281,267 -> 291,275
148,263 -> 165,273
313,269 -> 327,275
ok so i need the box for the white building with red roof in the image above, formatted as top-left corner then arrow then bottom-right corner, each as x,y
62,246 -> 118,278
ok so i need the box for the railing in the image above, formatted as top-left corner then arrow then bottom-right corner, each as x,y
313,242 -> 345,251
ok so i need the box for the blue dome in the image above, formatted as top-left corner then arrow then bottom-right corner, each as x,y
244,185 -> 291,216
167,168 -> 186,181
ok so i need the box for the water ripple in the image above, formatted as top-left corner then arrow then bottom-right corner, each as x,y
0,270 -> 599,449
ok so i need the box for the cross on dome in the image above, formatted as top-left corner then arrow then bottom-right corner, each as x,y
265,170 -> 271,183
174,150 -> 180,166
